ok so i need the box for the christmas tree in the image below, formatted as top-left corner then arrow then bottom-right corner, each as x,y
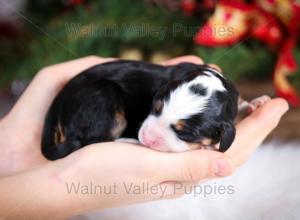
1,0 -> 299,104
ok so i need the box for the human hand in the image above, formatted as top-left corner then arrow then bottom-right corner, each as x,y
0,55 -> 230,175
0,54 -> 288,183
162,56 -> 289,166
58,56 -> 288,213
0,55 -> 288,219
0,56 -> 116,174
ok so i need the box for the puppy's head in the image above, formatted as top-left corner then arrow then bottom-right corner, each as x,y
138,65 -> 239,152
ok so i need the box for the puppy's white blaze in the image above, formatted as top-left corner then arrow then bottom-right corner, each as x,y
139,115 -> 189,152
160,74 -> 225,124
201,71 -> 225,91
140,73 -> 225,152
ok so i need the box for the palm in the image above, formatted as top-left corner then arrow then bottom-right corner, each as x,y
0,56 -> 115,174
0,75 -> 57,173
0,56 -> 288,175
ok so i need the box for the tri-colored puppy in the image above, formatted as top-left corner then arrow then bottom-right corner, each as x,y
41,60 -> 269,160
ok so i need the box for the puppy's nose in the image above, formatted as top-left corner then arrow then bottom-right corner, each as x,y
140,126 -> 164,150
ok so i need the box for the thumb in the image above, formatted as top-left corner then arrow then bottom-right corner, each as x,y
155,150 -> 234,182
226,98 -> 289,167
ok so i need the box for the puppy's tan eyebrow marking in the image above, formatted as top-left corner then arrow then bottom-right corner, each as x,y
174,119 -> 185,131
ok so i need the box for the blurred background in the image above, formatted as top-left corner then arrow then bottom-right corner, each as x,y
0,0 -> 299,140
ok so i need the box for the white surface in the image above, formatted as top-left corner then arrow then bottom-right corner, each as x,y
72,141 -> 300,220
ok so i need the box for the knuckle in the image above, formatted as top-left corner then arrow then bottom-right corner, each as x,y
208,63 -> 222,72
86,55 -> 102,62
251,110 -> 280,130
185,55 -> 203,63
186,55 -> 200,59
37,66 -> 51,77
36,66 -> 59,82
35,67 -> 58,84
183,155 -> 211,181
147,158 -> 166,179
186,164 -> 199,181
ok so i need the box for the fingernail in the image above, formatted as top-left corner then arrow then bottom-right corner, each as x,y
214,158 -> 233,177
278,104 -> 289,115
274,99 -> 289,116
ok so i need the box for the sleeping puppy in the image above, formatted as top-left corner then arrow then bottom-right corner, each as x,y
41,60 -> 269,160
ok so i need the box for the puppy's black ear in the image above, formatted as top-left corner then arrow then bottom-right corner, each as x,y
219,121 -> 236,152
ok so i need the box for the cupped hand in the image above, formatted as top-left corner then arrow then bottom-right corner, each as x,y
164,56 -> 289,167
0,55 -> 288,218
0,54 -> 288,177
0,56 -> 115,174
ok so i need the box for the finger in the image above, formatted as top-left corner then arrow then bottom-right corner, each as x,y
154,150 -> 234,182
38,56 -> 116,85
226,98 -> 289,167
207,63 -> 222,73
32,56 -> 116,95
161,55 -> 204,66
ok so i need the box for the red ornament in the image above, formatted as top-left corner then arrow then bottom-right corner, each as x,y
250,8 -> 283,48
274,38 -> 300,106
194,1 -> 252,46
193,0 -> 300,106
68,0 -> 84,6
182,0 -> 197,15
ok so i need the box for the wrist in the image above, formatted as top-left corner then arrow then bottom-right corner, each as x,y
52,151 -> 108,216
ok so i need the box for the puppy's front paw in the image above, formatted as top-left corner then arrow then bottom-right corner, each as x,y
248,95 -> 271,113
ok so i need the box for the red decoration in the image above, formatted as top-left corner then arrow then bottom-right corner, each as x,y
274,38 -> 299,106
182,0 -> 197,15
181,0 -> 217,16
251,7 -> 283,48
0,22 -> 20,40
194,1 -> 252,46
68,0 -> 84,6
194,0 -> 300,106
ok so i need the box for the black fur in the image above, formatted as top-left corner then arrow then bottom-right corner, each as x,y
42,60 -> 239,160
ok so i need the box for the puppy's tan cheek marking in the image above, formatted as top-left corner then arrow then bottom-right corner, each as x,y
188,142 -> 201,150
187,139 -> 218,151
54,122 -> 66,145
201,139 -> 213,146
111,111 -> 127,139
